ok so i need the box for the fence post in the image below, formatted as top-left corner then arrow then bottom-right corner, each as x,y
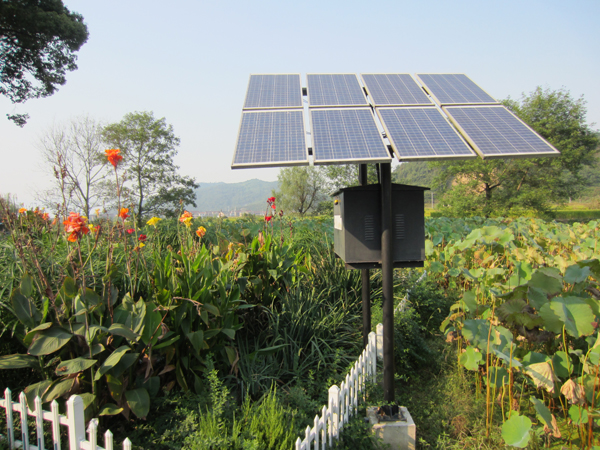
67,395 -> 86,450
51,400 -> 62,450
368,331 -> 377,381
376,323 -> 383,361
328,385 -> 340,443
19,392 -> 29,449
4,388 -> 14,449
35,396 -> 45,450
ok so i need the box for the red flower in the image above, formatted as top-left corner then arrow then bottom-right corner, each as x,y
126,228 -> 134,234
264,215 -> 273,222
63,212 -> 90,242
138,234 -> 147,241
105,149 -> 123,168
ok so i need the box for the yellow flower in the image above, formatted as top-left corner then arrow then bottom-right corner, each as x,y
95,208 -> 100,216
138,242 -> 145,248
179,211 -> 193,228
146,217 -> 162,227
89,223 -> 96,233
196,226 -> 206,238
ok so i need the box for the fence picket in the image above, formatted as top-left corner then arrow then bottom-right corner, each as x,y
19,392 -> 29,449
88,419 -> 98,450
51,400 -> 61,450
4,388 -> 14,449
35,396 -> 45,450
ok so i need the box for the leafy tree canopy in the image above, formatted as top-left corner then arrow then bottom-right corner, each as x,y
1,0 -> 89,126
273,167 -> 324,216
102,111 -> 198,226
433,87 -> 599,218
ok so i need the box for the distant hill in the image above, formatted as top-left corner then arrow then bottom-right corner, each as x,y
192,179 -> 279,213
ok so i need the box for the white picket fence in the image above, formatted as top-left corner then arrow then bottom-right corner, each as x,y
0,389 -> 131,450
294,328 -> 380,450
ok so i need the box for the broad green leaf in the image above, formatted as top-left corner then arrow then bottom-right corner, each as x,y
461,319 -> 489,351
530,397 -> 552,428
491,326 -> 513,354
221,328 -> 235,339
28,327 -> 72,356
564,264 -> 591,284
462,290 -> 478,313
94,345 -> 129,380
459,346 -> 482,371
539,296 -> 594,337
428,261 -> 444,273
0,354 -> 39,369
486,366 -> 509,388
202,303 -> 220,316
112,353 -> 138,378
528,268 -> 563,295
11,288 -> 39,328
42,378 -> 75,403
141,302 -> 162,346
23,322 -> 53,346
568,405 -> 588,425
99,403 -> 123,416
187,330 -> 205,355
522,352 -> 548,366
106,374 -> 124,402
552,351 -> 572,378
527,286 -> 548,311
137,376 -> 160,398
524,362 -> 557,393
501,414 -> 531,448
55,357 -> 97,375
108,323 -> 139,341
125,388 -> 150,419
447,267 -> 461,277
81,288 -> 101,307
153,334 -> 180,350
24,380 -> 52,409
20,273 -> 33,297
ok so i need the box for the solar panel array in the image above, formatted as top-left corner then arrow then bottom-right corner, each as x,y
361,74 -> 432,106
310,108 -> 391,164
416,74 -> 498,106
232,73 -> 561,169
307,74 -> 369,107
243,74 -> 303,109
443,105 -> 560,158
232,110 -> 308,168
377,107 -> 476,160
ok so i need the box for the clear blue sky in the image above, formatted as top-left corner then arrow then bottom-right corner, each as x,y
2,0 -> 599,206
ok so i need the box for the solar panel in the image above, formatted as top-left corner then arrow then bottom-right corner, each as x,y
310,108 -> 391,164
443,105 -> 561,158
376,107 -> 476,161
416,74 -> 498,106
307,74 -> 369,107
243,74 -> 303,110
232,110 -> 308,168
361,74 -> 433,106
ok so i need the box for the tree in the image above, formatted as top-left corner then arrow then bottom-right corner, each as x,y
1,0 -> 89,126
37,115 -> 108,217
273,166 -> 324,216
102,111 -> 198,226
433,87 -> 599,217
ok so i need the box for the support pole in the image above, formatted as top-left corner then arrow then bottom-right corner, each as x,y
359,164 -> 370,348
380,163 -> 395,402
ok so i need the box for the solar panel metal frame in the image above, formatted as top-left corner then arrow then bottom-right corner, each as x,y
309,107 -> 392,165
242,74 -> 303,110
415,73 -> 500,106
442,105 -> 561,159
360,73 -> 434,107
307,73 -> 370,108
231,109 -> 309,169
376,106 -> 477,161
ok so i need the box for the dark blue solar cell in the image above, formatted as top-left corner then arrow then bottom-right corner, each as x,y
444,106 -> 560,157
232,110 -> 308,167
377,107 -> 475,160
310,108 -> 390,163
307,74 -> 369,107
361,74 -> 432,106
417,74 -> 498,105
243,75 -> 303,109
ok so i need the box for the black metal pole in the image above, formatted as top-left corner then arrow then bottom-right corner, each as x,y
359,164 -> 370,348
380,162 -> 395,403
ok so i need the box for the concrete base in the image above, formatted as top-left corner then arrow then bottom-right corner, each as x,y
366,406 -> 416,450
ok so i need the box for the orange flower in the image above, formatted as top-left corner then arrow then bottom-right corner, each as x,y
196,226 -> 206,238
18,208 -> 27,214
63,212 -> 90,242
118,208 -> 129,220
41,213 -> 50,221
105,149 -> 123,168
179,211 -> 193,227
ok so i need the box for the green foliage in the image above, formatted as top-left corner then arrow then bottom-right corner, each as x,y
102,111 -> 199,224
0,0 -> 89,125
273,167 -> 325,215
